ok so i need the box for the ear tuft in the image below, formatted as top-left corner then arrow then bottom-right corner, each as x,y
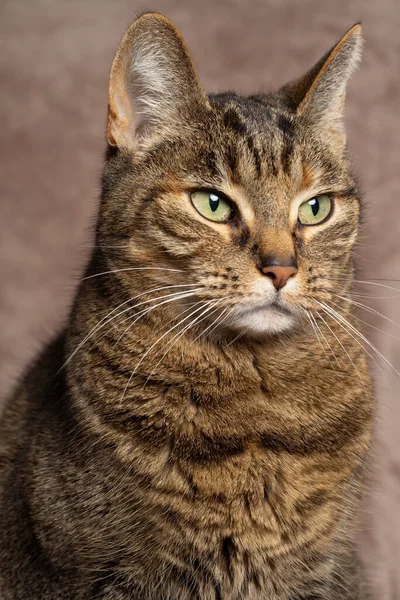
107,13 -> 209,150
280,24 -> 363,140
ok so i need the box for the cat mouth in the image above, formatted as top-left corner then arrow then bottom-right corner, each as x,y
269,299 -> 293,315
238,298 -> 293,317
229,299 -> 297,335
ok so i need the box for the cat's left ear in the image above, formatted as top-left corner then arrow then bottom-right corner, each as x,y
280,24 -> 363,144
107,13 -> 210,150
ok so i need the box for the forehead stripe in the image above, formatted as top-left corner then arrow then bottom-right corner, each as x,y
246,135 -> 262,178
223,107 -> 248,136
277,114 -> 295,175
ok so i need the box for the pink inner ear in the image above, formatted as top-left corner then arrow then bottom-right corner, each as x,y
107,65 -> 137,148
106,14 -> 211,150
291,25 -> 362,134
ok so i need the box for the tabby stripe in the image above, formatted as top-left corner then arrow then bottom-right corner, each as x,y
260,406 -> 369,454
223,107 -> 248,136
171,432 -> 246,464
157,219 -> 200,242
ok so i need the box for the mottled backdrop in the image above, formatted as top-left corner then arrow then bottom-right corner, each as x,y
0,0 -> 399,597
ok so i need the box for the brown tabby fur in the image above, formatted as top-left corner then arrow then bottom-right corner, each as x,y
0,13 -> 373,600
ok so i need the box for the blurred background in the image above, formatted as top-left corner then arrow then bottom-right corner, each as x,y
0,0 -> 399,597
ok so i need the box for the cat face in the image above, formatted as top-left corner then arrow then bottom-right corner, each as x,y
100,14 -> 362,337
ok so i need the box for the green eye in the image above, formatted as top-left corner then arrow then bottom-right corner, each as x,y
298,195 -> 332,225
190,190 -> 233,223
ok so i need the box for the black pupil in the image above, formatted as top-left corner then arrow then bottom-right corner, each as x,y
209,194 -> 220,212
309,198 -> 319,216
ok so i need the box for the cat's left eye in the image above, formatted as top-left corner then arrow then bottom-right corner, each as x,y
190,190 -> 233,223
298,194 -> 332,225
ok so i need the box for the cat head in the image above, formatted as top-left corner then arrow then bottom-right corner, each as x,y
99,13 -> 362,337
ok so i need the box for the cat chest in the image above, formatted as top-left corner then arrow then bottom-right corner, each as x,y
142,448 -> 341,600
149,441 -> 348,575
111,384 -> 361,562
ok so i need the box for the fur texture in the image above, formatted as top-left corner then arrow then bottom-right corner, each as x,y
0,13 -> 373,599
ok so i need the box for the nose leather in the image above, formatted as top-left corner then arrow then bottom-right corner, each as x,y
261,264 -> 298,289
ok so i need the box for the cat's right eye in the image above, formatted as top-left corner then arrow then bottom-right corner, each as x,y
190,190 -> 234,223
298,194 -> 332,226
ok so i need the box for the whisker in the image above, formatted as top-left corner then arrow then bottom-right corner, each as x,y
315,301 -> 383,377
328,298 -> 400,344
90,301 -> 203,353
316,310 -> 364,383
345,292 -> 400,300
201,306 -> 237,345
327,278 -> 400,294
143,300 -> 224,386
61,287 -> 202,371
94,244 -> 132,249
82,266 -> 184,280
313,285 -> 400,302
168,301 -> 223,350
114,299 -> 204,348
120,301 -> 217,403
335,294 -> 400,330
90,284 -> 201,350
222,325 -> 247,348
307,312 -> 337,364
354,278 -> 400,282
318,301 -> 400,380
191,305 -> 230,345
307,312 -> 327,354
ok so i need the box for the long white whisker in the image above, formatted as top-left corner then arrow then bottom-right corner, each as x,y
316,309 -> 364,383
329,298 -> 400,344
223,326 -> 247,348
120,301 -> 217,403
353,279 -> 400,293
61,288 -> 202,371
202,307 -> 237,346
346,291 -> 400,300
95,244 -> 131,249
319,301 -> 400,380
114,299 -> 204,348
326,277 -> 400,294
68,284 -> 198,356
88,284 -> 200,350
315,301 -> 383,377
82,266 -> 184,280
191,306 -> 229,345
166,302 -> 224,354
335,294 -> 400,330
91,301 -> 202,353
143,300 -> 223,386
307,312 -> 336,363
163,301 -> 222,352
311,313 -> 339,365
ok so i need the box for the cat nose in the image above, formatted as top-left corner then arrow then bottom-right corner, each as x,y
261,264 -> 298,290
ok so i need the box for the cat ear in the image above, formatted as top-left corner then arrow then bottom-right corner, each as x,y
107,13 -> 210,150
280,24 -> 363,141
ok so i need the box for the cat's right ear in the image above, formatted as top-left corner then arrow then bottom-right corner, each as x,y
280,24 -> 362,145
107,13 -> 210,150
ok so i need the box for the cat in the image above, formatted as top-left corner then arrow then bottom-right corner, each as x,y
0,12 -> 374,600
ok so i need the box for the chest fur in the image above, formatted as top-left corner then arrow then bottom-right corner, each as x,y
69,325 -> 372,597
80,366 -> 370,567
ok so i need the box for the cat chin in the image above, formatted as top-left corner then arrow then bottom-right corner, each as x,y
229,305 -> 297,336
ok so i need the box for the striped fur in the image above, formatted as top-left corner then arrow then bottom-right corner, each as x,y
0,13 -> 373,600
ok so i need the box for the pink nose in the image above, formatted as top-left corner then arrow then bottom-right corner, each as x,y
261,264 -> 298,290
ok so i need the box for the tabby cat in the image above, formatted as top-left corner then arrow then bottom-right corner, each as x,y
0,13 -> 374,600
